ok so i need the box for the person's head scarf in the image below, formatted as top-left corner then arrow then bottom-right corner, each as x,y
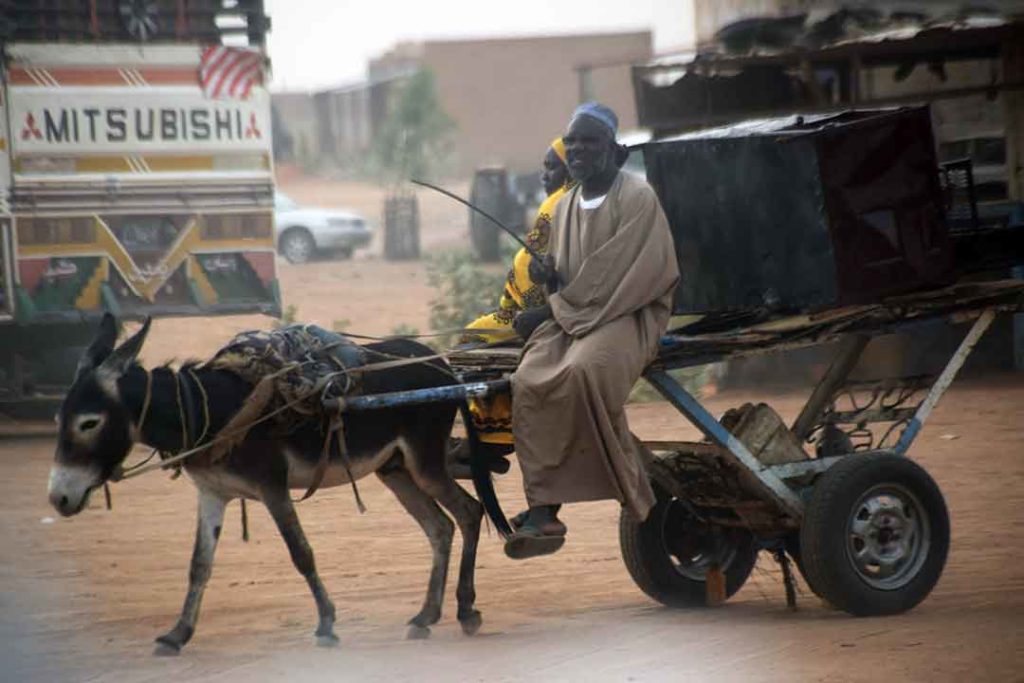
550,137 -> 567,165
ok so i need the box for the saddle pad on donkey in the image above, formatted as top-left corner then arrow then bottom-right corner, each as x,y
206,324 -> 365,441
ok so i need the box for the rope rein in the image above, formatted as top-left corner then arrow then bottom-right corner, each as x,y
174,371 -> 188,452
138,368 -> 153,434
187,367 -> 211,446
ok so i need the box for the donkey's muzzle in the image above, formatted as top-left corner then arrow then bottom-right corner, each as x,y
48,465 -> 98,516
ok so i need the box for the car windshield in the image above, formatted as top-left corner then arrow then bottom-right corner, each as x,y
275,193 -> 299,211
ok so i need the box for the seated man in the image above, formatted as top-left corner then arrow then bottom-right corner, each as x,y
506,102 -> 680,559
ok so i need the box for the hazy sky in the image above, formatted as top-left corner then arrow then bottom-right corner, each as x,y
264,0 -> 695,92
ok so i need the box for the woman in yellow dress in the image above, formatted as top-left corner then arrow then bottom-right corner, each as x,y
452,138 -> 573,470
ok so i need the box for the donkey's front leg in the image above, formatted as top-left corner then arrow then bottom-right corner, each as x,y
154,489 -> 227,655
262,489 -> 339,647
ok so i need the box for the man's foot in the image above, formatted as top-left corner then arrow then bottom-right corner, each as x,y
504,506 -> 567,560
510,504 -> 562,530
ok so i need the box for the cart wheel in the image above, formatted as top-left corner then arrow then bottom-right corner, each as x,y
619,488 -> 758,607
799,453 -> 949,616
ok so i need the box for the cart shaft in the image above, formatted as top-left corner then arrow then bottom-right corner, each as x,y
322,379 -> 511,413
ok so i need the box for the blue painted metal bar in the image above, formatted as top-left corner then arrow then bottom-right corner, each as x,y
893,309 -> 995,455
643,369 -> 804,517
323,379 -> 511,413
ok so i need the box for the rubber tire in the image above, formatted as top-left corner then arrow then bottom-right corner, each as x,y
619,490 -> 759,607
799,453 -> 950,617
280,228 -> 316,264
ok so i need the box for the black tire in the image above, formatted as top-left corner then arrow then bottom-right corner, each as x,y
800,453 -> 949,617
279,228 -> 316,264
619,489 -> 759,607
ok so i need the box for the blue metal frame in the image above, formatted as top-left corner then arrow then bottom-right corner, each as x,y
893,309 -> 995,454
324,379 -> 510,413
643,369 -> 805,517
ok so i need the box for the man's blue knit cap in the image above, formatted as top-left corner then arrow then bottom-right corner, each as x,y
570,102 -> 619,137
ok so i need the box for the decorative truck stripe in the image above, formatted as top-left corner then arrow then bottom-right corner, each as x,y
199,46 -> 262,100
14,154 -> 267,174
10,66 -> 197,87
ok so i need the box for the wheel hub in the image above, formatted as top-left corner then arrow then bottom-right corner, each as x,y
659,500 -> 736,581
846,485 -> 930,590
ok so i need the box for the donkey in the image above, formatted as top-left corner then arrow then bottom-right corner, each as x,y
47,314 -> 484,654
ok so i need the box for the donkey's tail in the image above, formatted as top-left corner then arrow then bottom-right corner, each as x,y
457,401 -> 513,540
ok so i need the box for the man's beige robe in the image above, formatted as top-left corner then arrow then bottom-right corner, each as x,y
511,171 -> 680,521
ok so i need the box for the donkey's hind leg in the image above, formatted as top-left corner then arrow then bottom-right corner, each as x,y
376,463 -> 454,640
262,489 -> 339,647
155,489 -> 227,655
407,459 -> 485,636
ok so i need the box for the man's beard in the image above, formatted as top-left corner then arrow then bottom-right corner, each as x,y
568,146 -> 614,183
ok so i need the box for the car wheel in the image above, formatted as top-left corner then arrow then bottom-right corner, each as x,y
619,486 -> 758,607
280,228 -> 315,264
799,453 -> 949,616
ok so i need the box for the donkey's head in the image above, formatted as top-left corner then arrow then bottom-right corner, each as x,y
48,313 -> 151,516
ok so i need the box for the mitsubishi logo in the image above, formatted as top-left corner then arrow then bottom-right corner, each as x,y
244,112 -> 261,139
21,112 -> 42,140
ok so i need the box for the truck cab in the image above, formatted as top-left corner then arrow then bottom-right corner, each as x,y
0,2 -> 280,415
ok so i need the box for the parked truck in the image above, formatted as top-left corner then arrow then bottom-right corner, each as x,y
0,2 -> 280,418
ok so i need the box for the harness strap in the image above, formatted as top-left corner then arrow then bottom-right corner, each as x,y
178,370 -> 200,451
186,368 -> 211,446
173,371 -> 189,452
137,368 -> 153,434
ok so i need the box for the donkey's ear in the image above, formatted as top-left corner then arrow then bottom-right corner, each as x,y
99,317 -> 151,375
76,313 -> 119,376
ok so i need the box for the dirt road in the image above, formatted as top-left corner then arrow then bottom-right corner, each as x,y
3,380 -> 1023,682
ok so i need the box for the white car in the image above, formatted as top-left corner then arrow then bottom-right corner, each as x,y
274,192 -> 372,264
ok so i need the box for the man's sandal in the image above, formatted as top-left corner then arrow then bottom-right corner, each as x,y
504,528 -> 566,560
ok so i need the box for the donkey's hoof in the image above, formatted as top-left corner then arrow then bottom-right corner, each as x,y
316,632 -> 340,648
406,624 -> 431,640
153,638 -> 182,657
459,610 -> 483,636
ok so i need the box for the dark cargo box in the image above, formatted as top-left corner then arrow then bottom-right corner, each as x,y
642,107 -> 955,314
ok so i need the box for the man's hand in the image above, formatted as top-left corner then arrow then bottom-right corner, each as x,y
513,304 -> 553,341
528,255 -> 559,293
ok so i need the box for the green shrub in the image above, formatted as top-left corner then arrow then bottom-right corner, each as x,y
390,323 -> 421,338
628,366 -> 711,404
426,250 -> 506,347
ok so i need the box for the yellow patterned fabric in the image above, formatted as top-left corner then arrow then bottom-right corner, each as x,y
462,185 -> 568,345
463,183 -> 570,443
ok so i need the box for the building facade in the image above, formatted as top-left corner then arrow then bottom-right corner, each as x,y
274,30 -> 652,176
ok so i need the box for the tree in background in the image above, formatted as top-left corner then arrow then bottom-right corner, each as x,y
370,69 -> 456,259
370,68 -> 456,187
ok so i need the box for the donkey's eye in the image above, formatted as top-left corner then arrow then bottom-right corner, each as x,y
79,418 -> 101,432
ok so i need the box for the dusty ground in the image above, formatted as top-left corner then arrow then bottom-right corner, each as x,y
2,173 -> 1023,681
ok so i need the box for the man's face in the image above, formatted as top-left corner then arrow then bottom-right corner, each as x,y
541,148 -> 568,195
563,116 -> 615,183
